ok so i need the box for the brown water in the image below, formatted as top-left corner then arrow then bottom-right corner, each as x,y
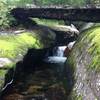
0,46 -> 75,100
1,62 -> 69,100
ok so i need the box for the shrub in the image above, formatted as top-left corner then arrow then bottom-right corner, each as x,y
0,1 -> 15,30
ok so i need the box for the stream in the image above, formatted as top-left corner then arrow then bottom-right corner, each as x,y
0,45 -> 74,100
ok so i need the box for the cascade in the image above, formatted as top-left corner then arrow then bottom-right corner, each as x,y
44,46 -> 67,63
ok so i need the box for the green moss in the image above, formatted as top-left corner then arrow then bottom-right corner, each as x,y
0,32 -> 42,59
0,70 -> 7,77
0,31 -> 44,89
76,26 -> 100,71
83,27 -> 100,71
72,94 -> 82,100
67,51 -> 76,71
0,70 -> 7,88
76,96 -> 82,100
32,18 -> 64,26
68,89 -> 83,100
4,63 -> 16,69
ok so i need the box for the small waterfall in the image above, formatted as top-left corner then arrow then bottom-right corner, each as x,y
44,41 -> 76,64
44,46 -> 67,63
1,44 -> 76,99
53,46 -> 67,57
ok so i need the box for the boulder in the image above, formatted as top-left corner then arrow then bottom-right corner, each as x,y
49,24 -> 79,37
66,26 -> 100,99
0,58 -> 12,68
32,25 -> 56,48
0,25 -> 57,91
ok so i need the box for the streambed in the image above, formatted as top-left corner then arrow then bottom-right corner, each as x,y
0,46 -> 74,100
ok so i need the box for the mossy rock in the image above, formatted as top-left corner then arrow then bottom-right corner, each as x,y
0,32 -> 41,59
0,70 -> 8,90
32,18 -> 64,27
67,26 -> 100,99
72,26 -> 100,71
0,32 -> 39,90
0,25 -> 56,90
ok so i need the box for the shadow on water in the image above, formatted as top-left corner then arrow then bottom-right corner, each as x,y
0,47 -> 75,100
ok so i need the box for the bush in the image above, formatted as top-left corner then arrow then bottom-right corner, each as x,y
0,1 -> 15,30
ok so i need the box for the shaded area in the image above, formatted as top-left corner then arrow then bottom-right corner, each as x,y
0,48 -> 75,100
9,17 -> 78,46
11,7 -> 100,22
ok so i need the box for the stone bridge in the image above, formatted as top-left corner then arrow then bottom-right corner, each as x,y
11,7 -> 100,22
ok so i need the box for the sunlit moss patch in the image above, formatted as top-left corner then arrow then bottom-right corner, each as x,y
0,32 -> 42,59
76,26 -> 100,71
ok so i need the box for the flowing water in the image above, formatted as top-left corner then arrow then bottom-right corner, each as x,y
44,46 -> 67,63
0,46 -> 74,100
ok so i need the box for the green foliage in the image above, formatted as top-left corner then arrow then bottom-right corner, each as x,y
36,0 -> 68,5
85,0 -> 100,5
34,0 -> 86,6
0,0 -> 15,29
1,0 -> 100,9
14,0 -> 33,7
0,0 -> 33,7
69,0 -> 86,6
4,0 -> 100,7
6,0 -> 97,7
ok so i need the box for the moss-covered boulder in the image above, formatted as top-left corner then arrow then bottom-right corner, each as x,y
0,24 -> 56,91
0,32 -> 38,89
67,26 -> 100,100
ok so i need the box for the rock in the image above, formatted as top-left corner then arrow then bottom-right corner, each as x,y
0,58 -> 12,68
67,26 -> 100,99
49,24 -> 79,36
67,41 -> 76,50
64,41 -> 76,57
13,30 -> 25,34
80,22 -> 95,31
33,25 -> 56,48
0,24 -> 57,91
